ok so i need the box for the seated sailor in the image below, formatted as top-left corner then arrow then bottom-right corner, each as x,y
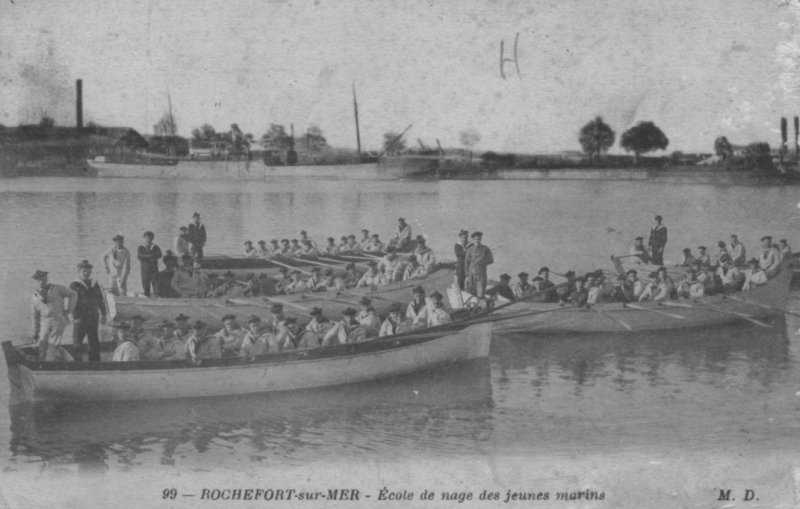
111,322 -> 140,362
427,291 -> 452,327
486,273 -> 516,303
356,297 -> 382,337
679,248 -> 696,267
364,234 -> 385,253
388,217 -> 412,250
215,314 -> 243,357
257,240 -> 270,257
379,304 -> 405,337
325,237 -> 339,255
406,286 -> 428,327
696,245 -> 711,267
322,307 -> 367,346
567,277 -> 589,307
243,240 -> 258,257
717,255 -> 744,293
184,320 -> 211,364
742,258 -> 768,291
239,315 -> 268,360
402,255 -> 427,281
378,249 -> 403,284
512,272 -> 533,299
413,236 -> 436,272
356,261 -> 382,287
301,307 -> 332,348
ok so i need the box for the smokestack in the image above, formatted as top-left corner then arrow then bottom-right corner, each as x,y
75,79 -> 83,129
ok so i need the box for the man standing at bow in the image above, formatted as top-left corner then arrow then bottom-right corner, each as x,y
465,231 -> 493,298
388,217 -> 412,251
137,231 -> 162,297
70,260 -> 108,362
648,215 -> 668,266
31,270 -> 76,361
454,230 -> 469,291
102,234 -> 131,296
188,212 -> 207,260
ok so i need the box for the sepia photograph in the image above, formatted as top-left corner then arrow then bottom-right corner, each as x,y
1,0 -> 799,507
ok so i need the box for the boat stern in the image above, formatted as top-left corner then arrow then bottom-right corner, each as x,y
1,341 -> 37,403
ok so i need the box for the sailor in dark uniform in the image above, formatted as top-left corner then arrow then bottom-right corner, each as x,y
70,260 -> 107,362
648,215 -> 668,266
188,212 -> 207,259
454,230 -> 469,290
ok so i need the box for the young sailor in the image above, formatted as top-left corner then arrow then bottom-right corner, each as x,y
239,315 -> 268,360
379,304 -> 405,337
537,267 -> 557,302
364,234 -> 385,253
279,239 -> 292,256
299,239 -> 319,256
137,231 -> 162,297
358,229 -> 371,250
266,303 -> 285,333
187,212 -> 207,259
284,270 -> 306,294
336,236 -> 349,254
619,269 -> 645,302
356,261 -> 382,288
147,320 -> 183,360
454,229 -> 469,291
648,215 -> 667,265
173,313 -> 191,342
585,274 -> 602,305
758,236 -> 780,277
304,266 -> 326,292
630,237 -> 651,264
174,226 -> 191,263
779,239 -> 792,259
237,240 -> 253,258
184,320 -> 209,364
717,255 -> 744,293
345,235 -> 362,254
302,307 -> 331,348
402,255 -> 426,281
299,230 -> 318,250
322,308 -> 366,346
679,248 -> 695,267
427,291 -> 452,327
377,249 -> 403,283
31,270 -> 77,362
388,217 -> 412,250
413,236 -> 436,272
290,239 -> 303,256
486,273 -> 516,303
567,277 -> 589,307
102,234 -> 131,296
406,286 -> 428,327
712,241 -> 728,268
696,246 -> 711,267
639,267 -> 675,302
215,314 -> 243,357
512,272 -> 532,299
273,317 -> 302,351
464,231 -> 494,298
356,297 -> 382,336
70,260 -> 108,362
728,235 -> 746,266
269,239 -> 281,255
156,251 -> 180,298
742,258 -> 768,291
111,322 -> 140,362
324,237 -> 339,255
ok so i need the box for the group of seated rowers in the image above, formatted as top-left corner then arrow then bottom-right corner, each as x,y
110,285 -> 452,363
241,218 -> 417,258
482,237 -> 780,309
169,243 -> 437,299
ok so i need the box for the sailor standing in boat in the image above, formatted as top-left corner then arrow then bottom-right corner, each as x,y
464,231 -> 493,298
388,217 -> 412,251
648,215 -> 668,266
102,234 -> 131,296
174,226 -> 191,264
454,230 -> 469,291
137,231 -> 162,297
187,212 -> 207,260
70,260 -> 108,362
31,270 -> 77,361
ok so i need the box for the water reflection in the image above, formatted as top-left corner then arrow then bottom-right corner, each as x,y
7,360 -> 492,470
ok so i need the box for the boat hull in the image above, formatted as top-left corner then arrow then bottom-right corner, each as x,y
4,323 -> 492,402
493,262 -> 791,334
87,159 -> 425,180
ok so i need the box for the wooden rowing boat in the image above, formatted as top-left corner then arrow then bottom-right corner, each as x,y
1,320 -> 491,402
492,260 -> 792,334
108,264 -> 455,327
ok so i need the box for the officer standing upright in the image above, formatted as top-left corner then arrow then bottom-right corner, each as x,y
648,215 -> 668,266
188,212 -> 207,260
137,230 -> 162,297
70,260 -> 107,362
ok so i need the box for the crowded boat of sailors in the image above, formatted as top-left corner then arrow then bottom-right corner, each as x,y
27,210 -> 793,363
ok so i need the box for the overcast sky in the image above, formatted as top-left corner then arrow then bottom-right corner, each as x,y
2,0 -> 800,153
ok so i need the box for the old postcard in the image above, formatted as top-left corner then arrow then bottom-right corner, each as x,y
1,0 -> 799,508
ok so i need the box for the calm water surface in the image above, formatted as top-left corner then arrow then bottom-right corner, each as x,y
0,176 -> 799,493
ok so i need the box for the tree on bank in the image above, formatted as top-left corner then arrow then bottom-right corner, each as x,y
578,117 -> 615,162
305,125 -> 329,153
743,142 -> 774,171
383,131 -> 407,155
714,136 -> 733,160
261,124 -> 293,153
620,121 -> 669,162
191,124 -> 217,143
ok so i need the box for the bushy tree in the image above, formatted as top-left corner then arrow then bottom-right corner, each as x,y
38,115 -> 55,128
743,142 -> 774,171
578,116 -> 615,161
383,131 -> 407,155
261,123 -> 293,152
714,136 -> 733,160
191,124 -> 217,142
620,121 -> 669,161
306,125 -> 328,152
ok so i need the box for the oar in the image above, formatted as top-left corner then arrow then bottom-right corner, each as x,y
295,257 -> 341,269
661,300 -> 772,328
330,253 -> 375,262
267,258 -> 313,276
593,307 -> 633,331
334,290 -> 401,304
624,302 -> 685,320
261,296 -> 312,312
724,294 -> 800,319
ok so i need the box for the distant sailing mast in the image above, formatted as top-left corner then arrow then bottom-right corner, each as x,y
353,82 -> 362,159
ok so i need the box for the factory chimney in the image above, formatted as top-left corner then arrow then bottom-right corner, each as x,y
75,79 -> 83,129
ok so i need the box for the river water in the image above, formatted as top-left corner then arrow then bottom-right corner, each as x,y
0,175 -> 799,508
